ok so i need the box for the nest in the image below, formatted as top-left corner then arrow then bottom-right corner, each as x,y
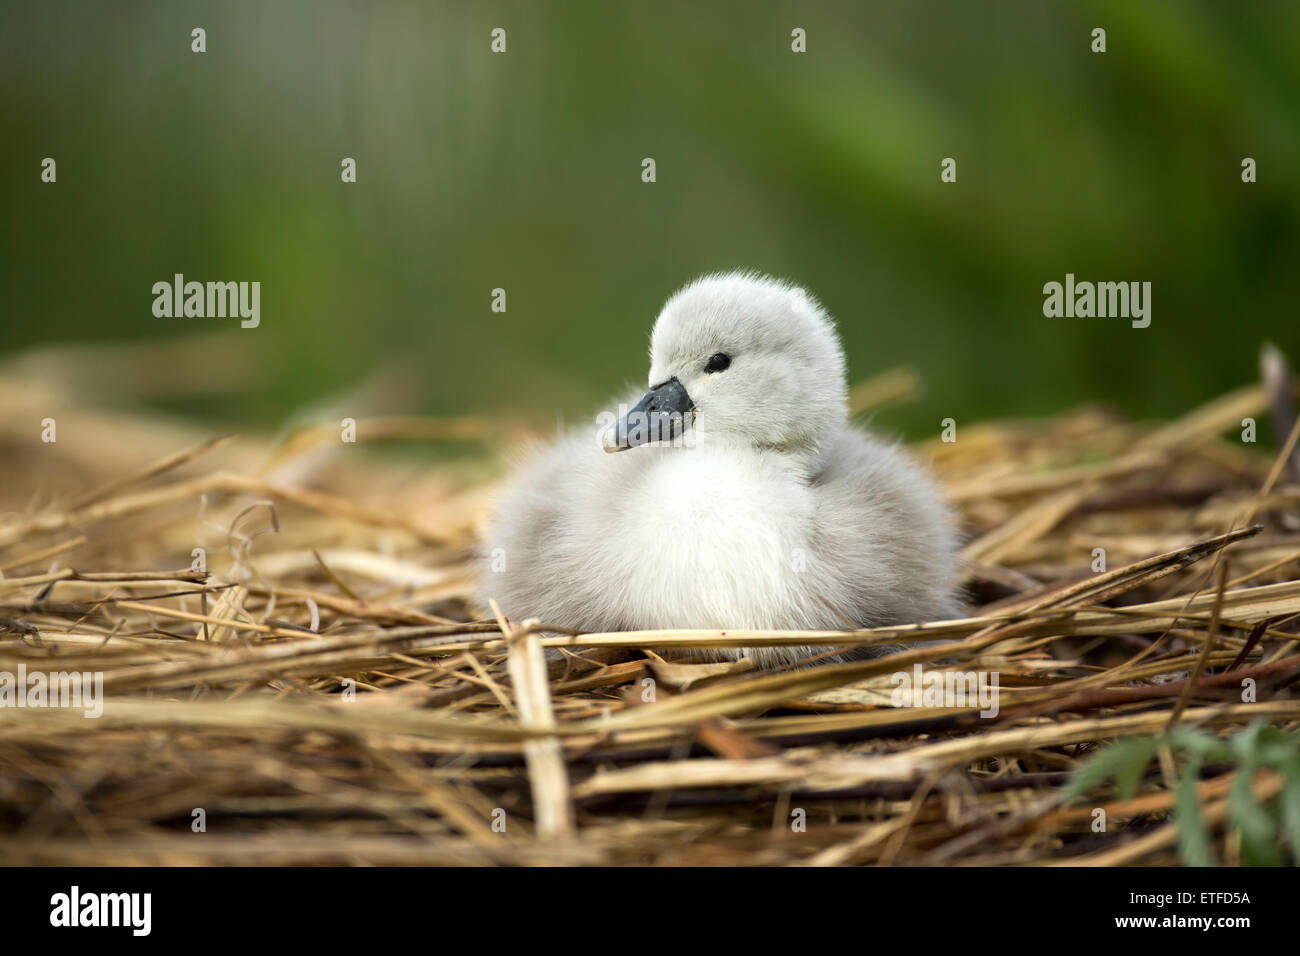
1,351 -> 1298,866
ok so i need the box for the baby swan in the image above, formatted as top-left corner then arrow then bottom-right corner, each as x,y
481,272 -> 963,667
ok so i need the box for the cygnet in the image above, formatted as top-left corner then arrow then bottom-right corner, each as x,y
481,272 -> 963,667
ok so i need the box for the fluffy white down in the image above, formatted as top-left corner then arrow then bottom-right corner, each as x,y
480,272 -> 964,667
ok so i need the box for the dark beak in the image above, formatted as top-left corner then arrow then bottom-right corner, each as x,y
603,377 -> 694,452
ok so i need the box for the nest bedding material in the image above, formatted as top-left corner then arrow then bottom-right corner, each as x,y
1,363 -> 1299,866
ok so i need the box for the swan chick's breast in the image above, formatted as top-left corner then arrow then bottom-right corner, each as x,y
587,444 -> 815,631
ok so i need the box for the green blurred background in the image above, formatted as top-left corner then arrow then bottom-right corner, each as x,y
4,0 -> 1298,441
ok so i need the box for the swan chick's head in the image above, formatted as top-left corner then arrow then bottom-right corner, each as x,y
604,272 -> 848,456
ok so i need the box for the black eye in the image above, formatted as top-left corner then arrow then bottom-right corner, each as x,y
705,352 -> 731,373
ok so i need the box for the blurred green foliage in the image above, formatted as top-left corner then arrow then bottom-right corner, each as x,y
1067,722 -> 1300,865
4,0 -> 1299,439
